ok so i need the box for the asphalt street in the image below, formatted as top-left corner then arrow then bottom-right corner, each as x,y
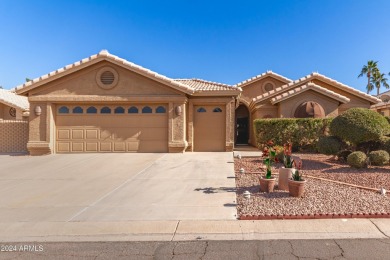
1,239 -> 389,260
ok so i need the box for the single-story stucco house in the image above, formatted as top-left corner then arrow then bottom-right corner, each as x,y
12,50 -> 381,155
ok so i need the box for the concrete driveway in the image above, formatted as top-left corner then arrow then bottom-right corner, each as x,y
0,153 -> 237,222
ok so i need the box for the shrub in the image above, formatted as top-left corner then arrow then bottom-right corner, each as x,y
356,140 -> 381,154
347,151 -> 367,168
368,150 -> 390,166
330,108 -> 390,145
338,150 -> 352,162
317,136 -> 342,155
253,118 -> 332,150
380,136 -> 390,153
385,116 -> 390,124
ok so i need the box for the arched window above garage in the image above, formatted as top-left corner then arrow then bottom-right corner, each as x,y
86,106 -> 97,114
142,106 -> 152,113
197,107 -> 206,112
58,106 -> 69,114
73,106 -> 83,114
128,106 -> 139,114
213,107 -> 222,112
156,106 -> 166,113
114,107 -> 125,114
101,106 -> 111,114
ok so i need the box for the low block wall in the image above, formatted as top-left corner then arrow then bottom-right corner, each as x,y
0,120 -> 28,153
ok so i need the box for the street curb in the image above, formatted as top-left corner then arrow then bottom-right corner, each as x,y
239,212 -> 390,220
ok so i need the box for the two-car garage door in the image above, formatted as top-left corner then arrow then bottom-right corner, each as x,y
56,104 -> 168,153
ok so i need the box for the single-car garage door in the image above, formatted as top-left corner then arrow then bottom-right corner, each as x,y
56,104 -> 168,153
193,105 -> 225,152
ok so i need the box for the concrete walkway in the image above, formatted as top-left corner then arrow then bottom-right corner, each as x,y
0,218 -> 389,242
233,145 -> 262,158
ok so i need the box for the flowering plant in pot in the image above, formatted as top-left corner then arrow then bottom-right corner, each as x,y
260,140 -> 277,193
278,142 -> 295,191
288,161 -> 307,197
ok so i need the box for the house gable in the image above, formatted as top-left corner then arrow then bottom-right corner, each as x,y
29,60 -> 186,97
271,83 -> 350,105
15,50 -> 194,96
238,73 -> 291,105
250,72 -> 381,110
278,89 -> 340,118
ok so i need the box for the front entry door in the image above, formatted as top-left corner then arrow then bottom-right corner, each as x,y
236,117 -> 248,144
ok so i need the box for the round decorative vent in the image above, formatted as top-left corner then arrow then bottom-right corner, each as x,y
265,83 -> 273,91
262,81 -> 275,92
100,71 -> 115,85
9,108 -> 16,117
96,67 -> 119,89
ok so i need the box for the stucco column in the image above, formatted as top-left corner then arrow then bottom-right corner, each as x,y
187,101 -> 193,152
168,101 -> 188,153
27,102 -> 53,155
225,99 -> 235,151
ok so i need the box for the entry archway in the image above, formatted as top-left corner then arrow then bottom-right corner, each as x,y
235,104 -> 249,144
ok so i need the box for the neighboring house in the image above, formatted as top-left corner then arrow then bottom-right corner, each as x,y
372,90 -> 390,116
13,50 -> 381,155
0,89 -> 29,120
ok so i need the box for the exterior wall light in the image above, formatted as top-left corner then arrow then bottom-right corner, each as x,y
175,105 -> 182,116
35,106 -> 42,116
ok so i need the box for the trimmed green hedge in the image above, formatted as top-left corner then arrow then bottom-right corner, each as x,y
253,118 -> 332,151
330,108 -> 390,145
385,116 -> 390,124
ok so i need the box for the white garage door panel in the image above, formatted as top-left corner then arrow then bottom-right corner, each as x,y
56,105 -> 168,153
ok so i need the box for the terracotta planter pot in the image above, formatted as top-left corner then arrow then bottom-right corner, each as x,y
288,179 -> 307,197
259,177 -> 276,193
278,168 -> 295,191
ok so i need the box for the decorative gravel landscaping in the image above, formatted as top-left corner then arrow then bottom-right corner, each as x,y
234,154 -> 390,219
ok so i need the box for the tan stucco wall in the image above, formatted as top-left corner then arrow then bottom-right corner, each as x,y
278,90 -> 339,118
27,102 -> 55,155
0,103 -> 24,120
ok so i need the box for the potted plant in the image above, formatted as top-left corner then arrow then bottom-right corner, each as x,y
259,140 -> 277,193
278,142 -> 295,191
288,161 -> 306,197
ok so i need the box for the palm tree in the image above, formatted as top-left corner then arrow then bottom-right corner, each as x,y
358,60 -> 378,94
371,70 -> 390,96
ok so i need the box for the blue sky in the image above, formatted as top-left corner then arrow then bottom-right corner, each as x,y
1,0 -> 390,94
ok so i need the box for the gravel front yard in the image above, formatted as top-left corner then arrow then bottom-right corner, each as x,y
235,154 -> 390,218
